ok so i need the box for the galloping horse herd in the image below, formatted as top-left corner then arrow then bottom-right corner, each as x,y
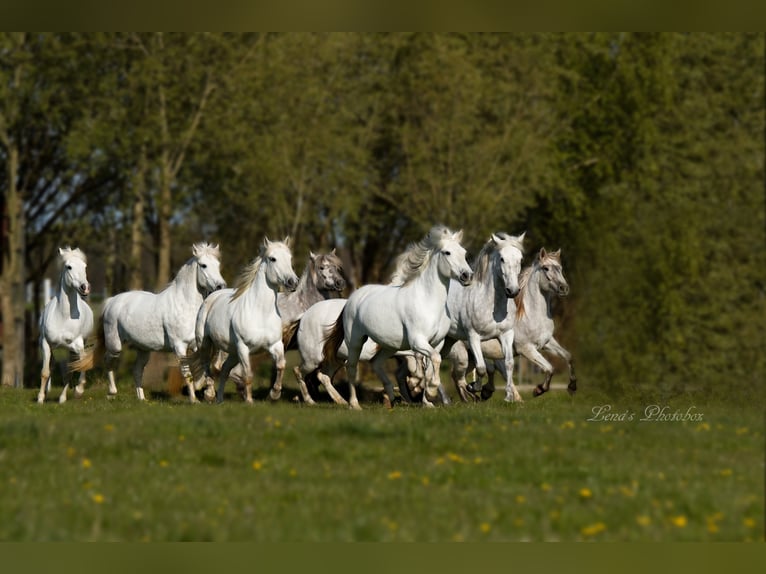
38,225 -> 576,408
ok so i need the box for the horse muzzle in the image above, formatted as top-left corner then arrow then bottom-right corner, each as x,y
458,270 -> 473,286
78,283 -> 91,298
505,287 -> 520,299
558,284 -> 570,297
284,276 -> 299,292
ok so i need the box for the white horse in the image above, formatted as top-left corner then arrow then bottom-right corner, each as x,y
324,225 -> 473,409
449,247 -> 576,398
71,242 -> 226,402
194,237 -> 299,403
444,231 -> 525,402
226,249 -> 346,394
37,247 -> 94,404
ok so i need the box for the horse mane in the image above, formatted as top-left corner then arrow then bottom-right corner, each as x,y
59,246 -> 87,265
231,256 -> 263,300
390,225 -> 452,286
192,242 -> 221,260
515,249 -> 562,321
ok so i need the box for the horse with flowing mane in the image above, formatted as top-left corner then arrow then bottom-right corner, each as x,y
38,247 -> 94,404
450,247 -> 576,398
70,242 -> 226,402
193,237 -> 299,403
323,225 -> 473,409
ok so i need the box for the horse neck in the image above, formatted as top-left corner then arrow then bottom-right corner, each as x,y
167,261 -> 203,305
243,267 -> 278,311
412,256 -> 450,303
283,263 -> 320,308
522,268 -> 552,320
57,274 -> 82,319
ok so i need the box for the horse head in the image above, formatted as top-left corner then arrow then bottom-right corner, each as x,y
311,249 -> 346,292
537,247 -> 569,297
490,231 -> 525,299
263,237 -> 299,292
435,227 -> 473,286
192,242 -> 227,296
59,247 -> 91,298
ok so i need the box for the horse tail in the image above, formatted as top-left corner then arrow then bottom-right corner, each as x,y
323,314 -> 345,366
70,315 -> 105,372
282,319 -> 300,351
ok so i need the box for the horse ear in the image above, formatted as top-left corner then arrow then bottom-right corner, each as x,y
539,247 -> 547,261
58,247 -> 66,256
551,248 -> 561,261
309,251 -> 317,260
331,248 -> 337,256
284,236 -> 292,249
454,230 -> 464,243
490,233 -> 500,245
517,231 -> 526,243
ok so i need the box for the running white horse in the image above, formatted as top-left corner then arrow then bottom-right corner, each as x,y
449,247 -> 576,398
324,225 -> 473,409
37,247 -> 94,404
444,231 -> 525,402
71,242 -> 226,402
226,249 -> 346,394
193,237 -> 299,403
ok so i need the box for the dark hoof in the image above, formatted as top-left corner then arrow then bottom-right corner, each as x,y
533,384 -> 547,397
480,386 -> 495,401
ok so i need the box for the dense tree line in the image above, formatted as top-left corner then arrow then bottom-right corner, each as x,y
1,33 -> 763,400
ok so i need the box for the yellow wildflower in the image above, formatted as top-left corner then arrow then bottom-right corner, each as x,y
480,523 -> 491,533
743,517 -> 756,528
670,515 -> 687,528
81,458 -> 92,469
636,515 -> 651,526
579,487 -> 593,499
387,471 -> 402,480
91,493 -> 105,504
252,460 -> 264,471
581,522 -> 606,537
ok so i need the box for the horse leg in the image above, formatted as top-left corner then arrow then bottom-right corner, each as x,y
516,342 -> 554,399
498,331 -> 522,403
267,341 -> 286,401
370,349 -> 397,407
449,341 -> 476,402
293,366 -> 316,405
317,366 -> 348,405
131,351 -> 151,401
465,333 -> 490,398
543,336 -> 576,394
409,337 -> 441,408
216,353 -> 240,403
394,355 -> 417,404
38,339 -> 52,404
175,348 -> 199,405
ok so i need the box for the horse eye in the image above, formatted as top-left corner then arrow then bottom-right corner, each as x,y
66,265 -> 73,270
269,257 -> 277,263
542,266 -> 549,272
200,263 -> 207,269
443,251 -> 451,257
500,257 -> 505,263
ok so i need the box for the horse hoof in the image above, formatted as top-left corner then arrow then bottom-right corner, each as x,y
269,390 -> 281,401
480,388 -> 494,401
533,384 -> 547,397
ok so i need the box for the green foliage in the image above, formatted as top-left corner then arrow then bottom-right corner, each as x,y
3,33 -> 764,402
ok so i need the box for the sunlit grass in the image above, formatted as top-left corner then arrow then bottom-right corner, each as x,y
0,375 -> 762,541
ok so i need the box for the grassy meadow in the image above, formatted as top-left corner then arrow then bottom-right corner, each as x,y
0,359 -> 763,542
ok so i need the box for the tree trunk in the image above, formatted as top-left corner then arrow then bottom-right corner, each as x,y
155,160 -> 172,291
129,146 -> 147,290
1,144 -> 26,388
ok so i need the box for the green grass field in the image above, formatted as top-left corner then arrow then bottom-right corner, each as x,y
0,365 -> 762,542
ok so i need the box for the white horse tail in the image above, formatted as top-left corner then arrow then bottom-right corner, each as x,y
282,319 -> 300,351
70,314 -> 105,372
323,314 -> 345,366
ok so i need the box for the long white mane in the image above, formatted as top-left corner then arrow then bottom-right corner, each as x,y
390,225 -> 454,286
